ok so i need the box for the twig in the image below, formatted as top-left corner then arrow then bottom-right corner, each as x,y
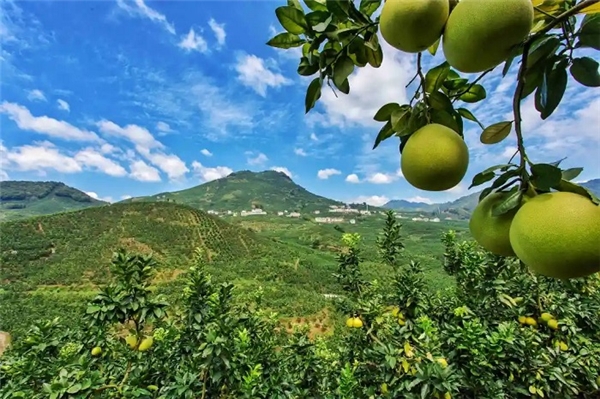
119,360 -> 132,391
416,52 -> 431,122
526,0 -> 598,43
534,6 -> 559,19
451,68 -> 494,103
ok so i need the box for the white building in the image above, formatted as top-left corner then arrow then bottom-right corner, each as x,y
241,209 -> 267,216
287,212 -> 301,218
315,217 -> 344,223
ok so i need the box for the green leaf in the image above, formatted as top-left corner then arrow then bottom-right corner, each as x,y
578,13 -> 600,50
359,0 -> 381,16
287,0 -> 304,11
570,57 -> 600,87
443,77 -> 469,91
502,44 -> 523,77
428,91 -> 453,112
373,102 -> 401,122
334,77 -> 350,94
491,189 -> 522,216
67,384 -> 82,394
428,37 -> 440,56
266,32 -> 305,49
424,61 -> 450,93
561,167 -> 583,181
305,77 -> 322,113
556,179 -> 600,205
530,163 -> 563,191
304,0 -> 328,11
526,36 -> 560,69
275,6 -> 308,35
535,64 -> 567,119
390,106 -> 411,132
305,11 -> 333,31
298,57 -> 319,76
348,37 -> 368,67
479,187 -> 494,201
365,43 -> 383,68
372,120 -> 394,149
521,63 -> 544,98
326,0 -> 350,20
480,121 -> 513,145
459,84 -> 486,103
333,55 -> 355,88
430,109 -> 460,134
457,108 -> 484,129
469,171 -> 496,189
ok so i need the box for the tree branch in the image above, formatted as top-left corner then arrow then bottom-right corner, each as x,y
416,52 -> 431,122
451,68 -> 494,103
512,0 -> 598,189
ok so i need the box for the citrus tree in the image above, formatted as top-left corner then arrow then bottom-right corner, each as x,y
266,0 -> 600,280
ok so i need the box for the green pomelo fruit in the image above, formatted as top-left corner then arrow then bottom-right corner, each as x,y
442,0 -> 534,73
469,191 -> 520,257
380,0 -> 450,53
509,192 -> 600,279
400,123 -> 469,191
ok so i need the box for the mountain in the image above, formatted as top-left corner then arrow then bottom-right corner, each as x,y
384,178 -> 600,219
122,170 -> 348,212
0,181 -> 107,221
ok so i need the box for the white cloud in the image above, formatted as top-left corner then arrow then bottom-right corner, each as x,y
156,121 -> 171,133
350,195 -> 390,207
406,196 -> 434,204
246,151 -> 268,166
0,102 -> 100,142
137,149 -> 189,180
74,148 -> 128,177
56,99 -> 70,112
85,191 -> 114,203
208,18 -> 226,46
317,168 -> 341,179
178,28 -> 208,53
191,160 -> 232,182
200,148 -> 213,156
310,133 -> 318,141
121,194 -> 132,200
346,174 -> 360,183
129,159 -> 161,182
235,54 -> 292,96
271,166 -> 292,178
27,89 -> 46,102
294,147 -> 307,156
2,141 -> 82,174
0,169 -> 9,181
366,172 -> 400,184
115,0 -> 175,35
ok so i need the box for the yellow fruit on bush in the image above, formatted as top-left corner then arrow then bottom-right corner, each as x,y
380,0 -> 449,53
147,385 -> 159,391
469,191 -> 521,256
125,334 -> 138,350
352,317 -> 364,328
525,317 -> 537,327
509,192 -> 600,279
138,336 -> 154,352
518,315 -> 527,324
91,346 -> 102,356
398,318 -> 406,326
381,382 -> 389,394
444,393 -> 452,399
436,357 -> 448,368
540,313 -> 553,323
547,319 -> 559,330
401,123 -> 469,191
442,0 -> 534,72
558,341 -> 568,351
346,317 -> 354,328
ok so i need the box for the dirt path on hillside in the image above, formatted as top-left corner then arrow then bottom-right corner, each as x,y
0,331 -> 11,356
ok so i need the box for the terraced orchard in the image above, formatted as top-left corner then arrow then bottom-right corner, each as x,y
0,201 -> 339,336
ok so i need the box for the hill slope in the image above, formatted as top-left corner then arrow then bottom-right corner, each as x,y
0,180 -> 106,221
123,170 -> 347,212
384,178 -> 600,219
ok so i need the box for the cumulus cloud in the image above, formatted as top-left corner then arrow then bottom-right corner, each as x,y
208,18 -> 225,46
129,159 -> 161,182
294,147 -> 307,156
27,89 -> 46,102
235,54 -> 292,96
191,160 -> 232,182
271,166 -> 292,178
85,191 -> 114,203
200,148 -> 213,156
246,151 -> 268,166
317,168 -> 341,179
156,121 -> 172,133
178,28 -> 208,53
56,99 -> 70,112
346,174 -> 360,183
350,195 -> 390,207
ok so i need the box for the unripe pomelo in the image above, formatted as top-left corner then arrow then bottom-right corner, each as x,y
540,312 -> 553,323
509,192 -> 600,279
469,191 -> 521,256
400,123 -> 469,191
138,336 -> 154,352
442,0 -> 534,73
380,0 -> 449,53
125,334 -> 138,350
91,346 -> 102,356
352,317 -> 364,328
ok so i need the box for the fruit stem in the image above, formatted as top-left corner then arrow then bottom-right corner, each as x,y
450,68 -> 494,104
416,52 -> 431,123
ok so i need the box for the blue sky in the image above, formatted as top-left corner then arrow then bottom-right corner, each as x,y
1,0 -> 598,206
